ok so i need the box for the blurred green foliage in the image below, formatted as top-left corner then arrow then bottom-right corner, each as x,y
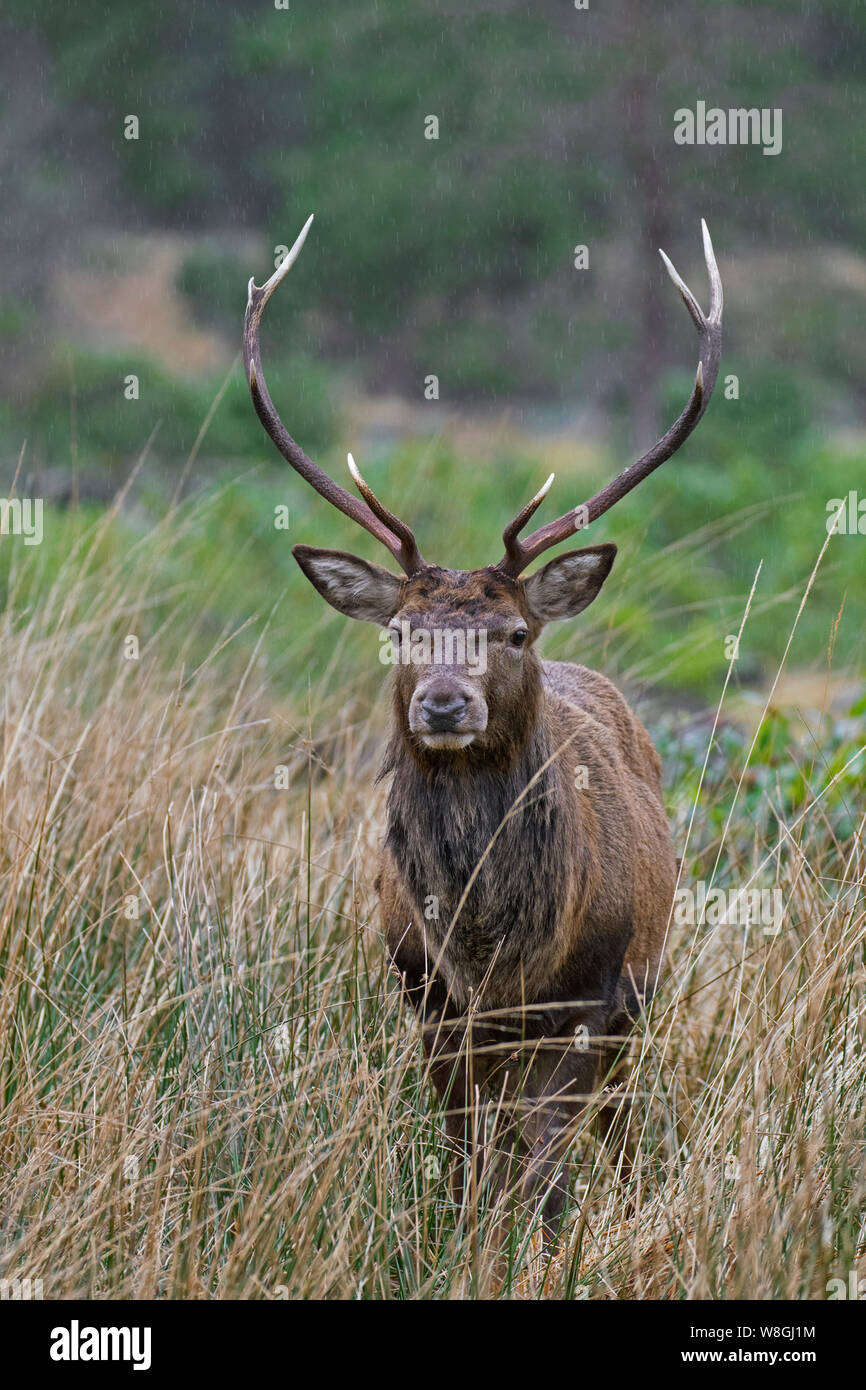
0,1 -> 863,700
1,430 -> 862,698
656,700 -> 865,877
3,0 -> 866,403
19,348 -> 338,470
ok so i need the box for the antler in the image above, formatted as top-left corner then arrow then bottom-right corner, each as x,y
496,220 -> 723,578
243,216 -> 425,575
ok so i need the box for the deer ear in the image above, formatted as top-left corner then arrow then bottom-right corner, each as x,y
523,544 -> 617,624
293,544 -> 403,624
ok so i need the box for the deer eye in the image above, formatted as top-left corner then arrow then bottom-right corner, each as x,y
510,628 -> 528,647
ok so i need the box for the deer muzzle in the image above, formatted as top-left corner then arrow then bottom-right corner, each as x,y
410,675 -> 488,748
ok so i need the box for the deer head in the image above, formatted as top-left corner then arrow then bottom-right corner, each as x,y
244,218 -> 722,759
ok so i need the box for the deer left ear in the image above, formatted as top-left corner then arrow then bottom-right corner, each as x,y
523,543 -> 617,624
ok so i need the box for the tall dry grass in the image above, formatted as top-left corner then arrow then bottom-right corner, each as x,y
0,490 -> 863,1299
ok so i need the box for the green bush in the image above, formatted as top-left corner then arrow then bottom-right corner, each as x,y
13,347 -> 339,474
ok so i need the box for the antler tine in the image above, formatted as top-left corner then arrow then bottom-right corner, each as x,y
495,221 -> 723,578
346,453 -> 423,569
500,473 -> 555,574
243,217 -> 424,575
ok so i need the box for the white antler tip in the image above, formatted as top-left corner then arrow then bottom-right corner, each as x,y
294,213 -> 315,252
259,214 -> 316,303
701,219 -> 714,256
659,247 -> 680,284
528,472 -> 555,508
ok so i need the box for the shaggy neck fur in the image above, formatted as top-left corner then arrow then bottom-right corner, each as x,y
380,671 -> 587,1005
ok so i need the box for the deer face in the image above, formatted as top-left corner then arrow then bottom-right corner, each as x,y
293,544 -> 616,757
390,566 -> 531,753
246,219 -> 720,752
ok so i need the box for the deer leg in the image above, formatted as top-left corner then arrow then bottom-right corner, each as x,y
423,1012 -> 485,1205
505,1004 -> 609,1235
595,1092 -> 636,1183
595,1009 -> 636,1178
387,930 -> 484,1203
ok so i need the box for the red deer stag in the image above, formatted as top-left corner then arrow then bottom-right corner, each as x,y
243,218 -> 722,1227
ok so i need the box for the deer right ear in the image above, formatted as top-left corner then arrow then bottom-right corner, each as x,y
293,544 -> 404,624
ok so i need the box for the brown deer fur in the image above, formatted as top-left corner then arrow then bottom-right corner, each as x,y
244,217 -> 722,1226
293,545 -> 677,1223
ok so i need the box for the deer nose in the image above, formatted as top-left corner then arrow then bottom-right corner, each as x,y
420,690 -> 468,732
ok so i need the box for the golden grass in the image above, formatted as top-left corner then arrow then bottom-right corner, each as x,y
0,494 -> 863,1300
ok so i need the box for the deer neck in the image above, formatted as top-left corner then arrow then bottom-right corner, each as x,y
381,693 -> 578,1000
